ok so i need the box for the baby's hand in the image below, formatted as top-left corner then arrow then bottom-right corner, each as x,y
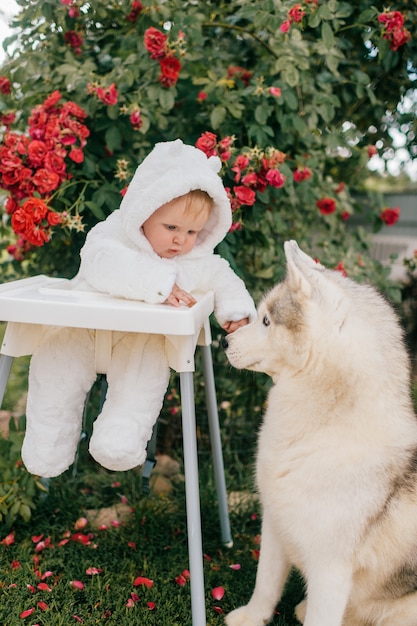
222,318 -> 250,333
165,283 -> 197,308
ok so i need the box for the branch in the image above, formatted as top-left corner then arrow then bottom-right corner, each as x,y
202,21 -> 279,58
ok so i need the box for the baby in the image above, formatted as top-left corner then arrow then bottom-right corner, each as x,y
22,139 -> 256,477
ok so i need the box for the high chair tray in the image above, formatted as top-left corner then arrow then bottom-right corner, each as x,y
0,275 -> 214,336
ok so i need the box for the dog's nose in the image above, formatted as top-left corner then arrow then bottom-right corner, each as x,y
221,336 -> 229,349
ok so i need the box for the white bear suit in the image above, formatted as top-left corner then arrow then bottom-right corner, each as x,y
22,139 -> 256,478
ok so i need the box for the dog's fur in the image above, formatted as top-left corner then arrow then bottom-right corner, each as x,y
223,240 -> 417,626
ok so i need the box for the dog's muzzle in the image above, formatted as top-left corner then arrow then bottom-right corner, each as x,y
221,336 -> 229,349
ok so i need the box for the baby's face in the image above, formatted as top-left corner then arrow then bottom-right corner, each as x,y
142,196 -> 209,258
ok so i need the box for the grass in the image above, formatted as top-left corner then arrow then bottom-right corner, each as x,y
0,453 -> 305,626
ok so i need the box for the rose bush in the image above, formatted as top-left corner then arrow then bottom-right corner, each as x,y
0,0 -> 415,462
0,0 -> 414,290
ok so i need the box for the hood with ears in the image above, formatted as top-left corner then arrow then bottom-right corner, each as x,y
119,139 -> 232,257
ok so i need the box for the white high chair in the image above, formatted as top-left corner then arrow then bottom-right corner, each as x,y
0,275 -> 232,626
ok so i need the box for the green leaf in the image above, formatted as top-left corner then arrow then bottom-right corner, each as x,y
158,89 -> 175,110
254,103 -> 271,125
282,66 -> 299,88
105,126 -> 122,152
19,503 -> 32,522
210,105 -> 226,129
321,22 -> 335,49
84,200 -> 107,221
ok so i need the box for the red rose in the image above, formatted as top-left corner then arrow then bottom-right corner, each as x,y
316,197 -> 336,215
11,207 -> 35,235
288,4 -> 306,22
234,186 -> 256,206
144,27 -> 168,59
158,55 -> 181,88
33,168 -> 60,194
293,166 -> 312,182
26,225 -> 50,246
0,76 -> 11,95
64,30 -> 83,51
130,110 -> 143,130
380,206 -> 400,226
241,172 -> 258,187
266,168 -> 286,188
27,140 -> 48,167
47,211 -> 62,226
196,132 -> 218,157
44,152 -> 67,178
280,20 -> 291,33
127,0 -> 143,22
0,112 -> 16,127
43,90 -> 62,110
69,147 -> 84,163
96,83 -> 118,106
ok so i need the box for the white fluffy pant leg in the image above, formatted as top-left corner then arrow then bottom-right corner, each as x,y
22,327 -> 96,478
88,332 -> 170,472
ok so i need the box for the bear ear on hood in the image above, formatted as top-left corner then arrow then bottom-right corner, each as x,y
119,139 -> 232,255
207,154 -> 222,174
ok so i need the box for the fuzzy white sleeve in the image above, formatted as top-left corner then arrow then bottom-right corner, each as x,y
197,255 -> 256,326
77,216 -> 176,303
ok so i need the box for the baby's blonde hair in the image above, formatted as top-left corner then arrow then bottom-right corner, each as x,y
181,190 -> 214,217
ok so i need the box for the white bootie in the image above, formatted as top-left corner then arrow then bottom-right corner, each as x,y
89,409 -> 151,471
88,331 -> 170,472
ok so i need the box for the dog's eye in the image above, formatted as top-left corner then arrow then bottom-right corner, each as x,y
263,315 -> 270,327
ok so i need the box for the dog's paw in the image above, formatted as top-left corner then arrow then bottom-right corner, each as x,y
225,605 -> 268,626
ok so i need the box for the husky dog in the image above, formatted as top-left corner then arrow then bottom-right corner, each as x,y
223,240 -> 417,626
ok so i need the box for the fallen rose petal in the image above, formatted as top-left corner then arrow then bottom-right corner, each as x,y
27,584 -> 36,593
41,571 -> 54,579
214,606 -> 224,613
126,598 -> 135,608
86,567 -> 103,575
211,586 -> 225,601
73,616 -> 83,623
1,532 -> 15,546
127,541 -> 136,550
130,592 -> 139,602
69,580 -> 84,590
133,576 -> 153,588
38,600 -> 49,611
58,538 -> 70,547
74,517 -> 88,530
71,533 -> 91,545
37,582 -> 52,592
20,607 -> 35,619
147,602 -> 156,610
11,560 -> 21,570
175,574 -> 187,586
32,534 -> 43,543
229,563 -> 241,570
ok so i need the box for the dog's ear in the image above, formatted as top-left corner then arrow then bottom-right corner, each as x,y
284,240 -> 324,298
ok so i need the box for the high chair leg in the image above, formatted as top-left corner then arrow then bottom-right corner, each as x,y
0,354 -> 13,407
180,370 -> 207,626
200,344 -> 233,547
